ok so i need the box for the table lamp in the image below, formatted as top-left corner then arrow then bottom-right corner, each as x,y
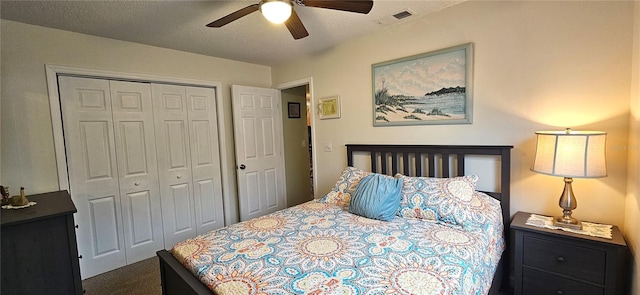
531,128 -> 607,230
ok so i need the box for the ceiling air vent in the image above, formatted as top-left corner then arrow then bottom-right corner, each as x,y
374,8 -> 415,26
393,10 -> 413,20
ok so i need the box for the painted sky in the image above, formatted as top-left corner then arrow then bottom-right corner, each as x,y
374,49 -> 466,97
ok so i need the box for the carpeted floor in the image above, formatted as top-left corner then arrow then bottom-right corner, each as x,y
82,257 -> 161,294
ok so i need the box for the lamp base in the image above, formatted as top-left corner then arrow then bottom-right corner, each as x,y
554,177 -> 583,230
553,216 -> 582,230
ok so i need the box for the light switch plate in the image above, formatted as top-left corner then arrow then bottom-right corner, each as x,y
324,142 -> 333,152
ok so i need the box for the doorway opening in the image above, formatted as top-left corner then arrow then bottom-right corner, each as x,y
279,80 -> 315,208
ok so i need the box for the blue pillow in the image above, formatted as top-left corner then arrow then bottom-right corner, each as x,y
348,174 -> 403,221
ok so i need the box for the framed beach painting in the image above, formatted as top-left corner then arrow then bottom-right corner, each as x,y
372,43 -> 474,126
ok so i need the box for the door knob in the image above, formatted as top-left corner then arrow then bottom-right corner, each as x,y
239,164 -> 246,170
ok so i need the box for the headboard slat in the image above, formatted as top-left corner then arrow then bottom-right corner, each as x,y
427,154 -> 435,177
370,153 -> 377,173
380,152 -> 388,174
391,152 -> 399,175
457,154 -> 465,177
402,153 -> 410,176
442,153 -> 450,177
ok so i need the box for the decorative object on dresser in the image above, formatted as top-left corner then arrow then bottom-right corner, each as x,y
0,185 -> 10,205
531,129 -> 607,230
511,211 -> 630,295
1,190 -> 82,295
1,186 -> 36,209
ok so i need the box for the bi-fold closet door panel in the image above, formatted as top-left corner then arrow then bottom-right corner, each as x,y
59,76 -> 125,278
59,77 -> 164,278
152,84 -> 195,248
110,80 -> 164,265
152,84 -> 224,248
185,87 -> 225,235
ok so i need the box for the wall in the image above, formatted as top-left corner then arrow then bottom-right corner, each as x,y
272,1 -> 633,228
281,86 -> 313,207
625,1 -> 640,294
1,20 -> 273,224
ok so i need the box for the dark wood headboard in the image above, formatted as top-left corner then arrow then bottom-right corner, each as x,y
345,144 -> 513,227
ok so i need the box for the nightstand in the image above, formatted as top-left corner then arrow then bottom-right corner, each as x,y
511,211 -> 630,295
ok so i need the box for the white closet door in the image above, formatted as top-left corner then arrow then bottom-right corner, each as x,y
110,81 -> 164,263
152,84 -> 196,248
186,86 -> 225,234
59,76 -> 126,278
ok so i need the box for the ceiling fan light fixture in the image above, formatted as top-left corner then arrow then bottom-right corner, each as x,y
260,0 -> 292,24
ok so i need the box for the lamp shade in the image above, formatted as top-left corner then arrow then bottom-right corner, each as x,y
531,130 -> 607,178
260,0 -> 292,24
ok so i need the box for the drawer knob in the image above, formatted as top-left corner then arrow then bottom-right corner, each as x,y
556,256 -> 566,263
556,291 -> 564,295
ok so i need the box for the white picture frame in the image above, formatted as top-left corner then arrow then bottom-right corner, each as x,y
318,96 -> 341,119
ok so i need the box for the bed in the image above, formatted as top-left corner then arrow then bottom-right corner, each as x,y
157,144 -> 513,295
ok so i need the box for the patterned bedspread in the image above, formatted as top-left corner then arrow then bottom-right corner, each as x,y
171,200 -> 504,295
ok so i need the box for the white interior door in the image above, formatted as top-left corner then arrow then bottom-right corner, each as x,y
185,86 -> 225,234
110,80 -> 164,264
231,85 -> 286,221
59,76 -> 126,278
152,84 -> 196,248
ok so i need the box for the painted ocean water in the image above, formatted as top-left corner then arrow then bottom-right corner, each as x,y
375,92 -> 466,123
409,93 -> 466,115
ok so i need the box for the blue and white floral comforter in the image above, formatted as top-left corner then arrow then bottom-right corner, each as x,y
171,200 -> 504,295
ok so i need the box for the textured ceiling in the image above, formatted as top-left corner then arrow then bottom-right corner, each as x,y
1,0 -> 465,66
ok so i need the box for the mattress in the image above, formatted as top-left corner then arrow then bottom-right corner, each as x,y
171,199 -> 504,295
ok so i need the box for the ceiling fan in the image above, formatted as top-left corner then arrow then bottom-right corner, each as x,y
206,0 -> 374,40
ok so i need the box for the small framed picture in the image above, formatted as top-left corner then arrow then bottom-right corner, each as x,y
318,96 -> 341,119
288,102 -> 301,118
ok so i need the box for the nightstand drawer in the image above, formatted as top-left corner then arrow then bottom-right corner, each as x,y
522,268 -> 604,295
523,235 -> 606,284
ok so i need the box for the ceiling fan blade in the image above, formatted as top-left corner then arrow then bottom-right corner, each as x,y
301,0 -> 373,14
206,4 -> 260,27
285,9 -> 309,40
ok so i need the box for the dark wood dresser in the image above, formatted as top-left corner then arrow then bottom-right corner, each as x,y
511,211 -> 630,295
1,190 -> 82,295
